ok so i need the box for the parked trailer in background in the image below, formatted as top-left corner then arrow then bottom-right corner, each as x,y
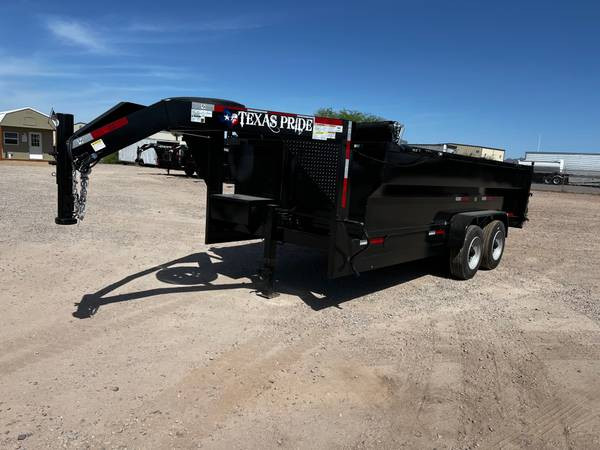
52,97 -> 532,311
518,160 -> 569,185
136,142 -> 199,177
118,131 -> 181,165
525,151 -> 600,176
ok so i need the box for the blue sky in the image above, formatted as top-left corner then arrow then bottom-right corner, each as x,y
1,0 -> 599,157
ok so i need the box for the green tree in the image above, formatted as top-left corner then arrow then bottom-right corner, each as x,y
100,152 -> 120,164
315,107 -> 385,122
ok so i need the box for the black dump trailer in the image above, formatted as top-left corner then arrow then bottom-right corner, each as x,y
54,97 -> 532,298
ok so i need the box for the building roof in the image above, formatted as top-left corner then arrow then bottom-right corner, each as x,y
0,107 -> 49,124
525,151 -> 600,156
413,143 -> 505,152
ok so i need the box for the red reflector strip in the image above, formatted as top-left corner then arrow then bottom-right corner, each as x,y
315,117 -> 343,126
341,178 -> 349,208
214,104 -> 245,112
90,117 -> 129,139
428,229 -> 446,236
507,212 -> 516,217
369,237 -> 385,245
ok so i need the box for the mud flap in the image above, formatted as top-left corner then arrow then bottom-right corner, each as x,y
327,220 -> 355,279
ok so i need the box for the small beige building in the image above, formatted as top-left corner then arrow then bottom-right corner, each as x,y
414,143 -> 505,162
0,108 -> 54,161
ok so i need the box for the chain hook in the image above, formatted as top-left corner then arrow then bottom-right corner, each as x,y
73,166 -> 92,221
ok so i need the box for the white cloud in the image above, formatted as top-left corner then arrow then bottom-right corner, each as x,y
0,55 -> 79,77
0,79 -> 205,122
0,53 -> 197,80
46,17 -> 109,53
42,13 -> 271,52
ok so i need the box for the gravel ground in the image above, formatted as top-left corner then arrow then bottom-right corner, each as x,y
532,183 -> 600,195
1,162 -> 600,449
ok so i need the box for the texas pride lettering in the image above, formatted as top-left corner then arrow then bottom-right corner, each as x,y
237,110 -> 313,134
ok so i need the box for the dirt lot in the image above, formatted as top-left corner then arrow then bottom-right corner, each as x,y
532,183 -> 600,195
1,162 -> 600,449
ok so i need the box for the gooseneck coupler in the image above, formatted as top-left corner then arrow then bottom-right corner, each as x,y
54,113 -> 78,225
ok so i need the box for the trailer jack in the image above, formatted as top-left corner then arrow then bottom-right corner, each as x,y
256,204 -> 280,299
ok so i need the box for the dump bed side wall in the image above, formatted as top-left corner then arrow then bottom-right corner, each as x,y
328,144 -> 532,278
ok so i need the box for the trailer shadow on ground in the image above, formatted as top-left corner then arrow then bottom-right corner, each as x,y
144,171 -> 201,180
73,242 -> 448,319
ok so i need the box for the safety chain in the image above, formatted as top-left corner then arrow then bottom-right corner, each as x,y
73,166 -> 91,221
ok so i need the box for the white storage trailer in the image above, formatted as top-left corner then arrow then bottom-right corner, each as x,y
118,131 -> 181,165
525,152 -> 600,176
518,160 -> 567,185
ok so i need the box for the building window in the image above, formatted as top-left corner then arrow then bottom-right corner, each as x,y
3,132 -> 19,145
30,133 -> 40,146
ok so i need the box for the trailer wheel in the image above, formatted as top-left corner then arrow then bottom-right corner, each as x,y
481,220 -> 505,270
184,166 -> 195,177
449,225 -> 484,280
552,175 -> 562,185
543,175 -> 552,184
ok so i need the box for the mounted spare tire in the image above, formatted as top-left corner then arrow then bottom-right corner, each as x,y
449,225 -> 484,280
481,220 -> 506,270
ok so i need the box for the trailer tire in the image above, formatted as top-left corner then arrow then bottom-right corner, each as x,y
481,220 -> 505,270
184,166 -> 195,177
449,225 -> 484,280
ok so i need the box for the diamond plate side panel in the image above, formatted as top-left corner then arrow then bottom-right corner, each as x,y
284,139 -> 339,205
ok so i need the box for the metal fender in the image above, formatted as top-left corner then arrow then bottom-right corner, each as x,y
448,210 -> 508,248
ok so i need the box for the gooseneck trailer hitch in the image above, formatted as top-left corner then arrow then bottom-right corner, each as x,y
54,96 -> 533,302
